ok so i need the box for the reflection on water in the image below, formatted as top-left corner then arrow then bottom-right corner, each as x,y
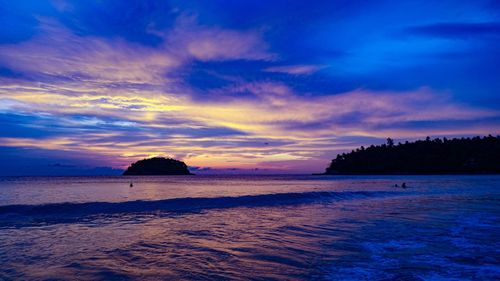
0,175 -> 499,280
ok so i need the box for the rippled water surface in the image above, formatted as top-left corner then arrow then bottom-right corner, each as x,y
0,175 -> 499,280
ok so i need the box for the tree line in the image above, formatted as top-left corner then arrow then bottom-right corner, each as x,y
325,135 -> 500,174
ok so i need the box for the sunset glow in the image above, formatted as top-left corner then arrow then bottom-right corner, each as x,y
1,1 -> 499,175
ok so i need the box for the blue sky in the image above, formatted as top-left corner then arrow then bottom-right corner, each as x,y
0,0 -> 499,175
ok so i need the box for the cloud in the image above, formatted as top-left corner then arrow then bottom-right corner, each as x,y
402,22 -> 500,39
0,19 -> 179,85
263,64 -> 326,75
0,145 -> 124,176
0,16 -> 275,87
3,80 -> 498,135
164,16 -> 276,62
184,28 -> 274,61
1,75 -> 498,172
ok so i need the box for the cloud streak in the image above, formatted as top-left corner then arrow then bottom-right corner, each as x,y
1,77 -> 498,172
263,64 -> 326,75
0,19 -> 179,85
403,22 -> 500,39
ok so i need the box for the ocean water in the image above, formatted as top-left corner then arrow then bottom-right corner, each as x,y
0,175 -> 498,280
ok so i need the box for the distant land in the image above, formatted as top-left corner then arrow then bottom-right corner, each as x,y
322,135 -> 500,175
123,157 -> 193,176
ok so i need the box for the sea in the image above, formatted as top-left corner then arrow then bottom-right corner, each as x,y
0,175 -> 498,280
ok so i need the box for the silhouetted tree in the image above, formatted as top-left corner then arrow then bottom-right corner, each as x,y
324,135 -> 500,174
387,138 -> 394,147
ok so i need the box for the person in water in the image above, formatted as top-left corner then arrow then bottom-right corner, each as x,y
402,182 -> 407,188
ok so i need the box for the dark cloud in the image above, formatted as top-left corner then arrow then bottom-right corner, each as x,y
402,22 -> 500,39
0,146 -> 123,176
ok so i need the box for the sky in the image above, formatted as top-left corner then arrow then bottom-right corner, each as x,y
0,0 -> 499,175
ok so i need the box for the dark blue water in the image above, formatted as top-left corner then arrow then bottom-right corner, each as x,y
0,175 -> 499,280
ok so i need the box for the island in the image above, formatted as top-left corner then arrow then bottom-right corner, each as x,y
123,157 -> 194,175
322,135 -> 500,175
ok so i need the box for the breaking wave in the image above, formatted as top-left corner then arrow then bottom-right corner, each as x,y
0,191 -> 400,227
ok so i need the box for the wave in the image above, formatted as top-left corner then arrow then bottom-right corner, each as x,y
0,191 -> 399,227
